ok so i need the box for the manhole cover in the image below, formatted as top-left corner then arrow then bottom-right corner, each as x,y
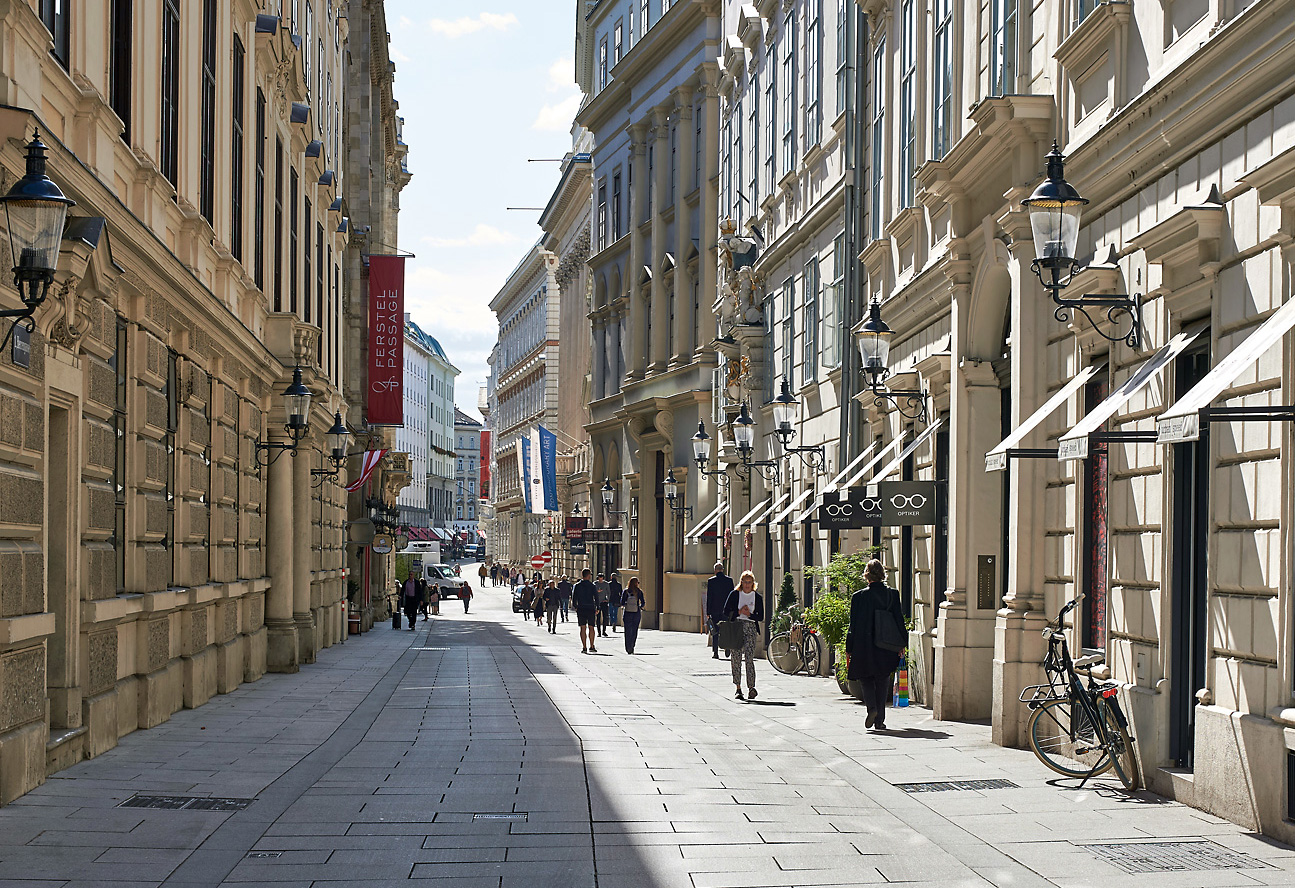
119,795 -> 253,811
473,812 -> 527,821
1083,841 -> 1270,875
895,779 -> 1018,793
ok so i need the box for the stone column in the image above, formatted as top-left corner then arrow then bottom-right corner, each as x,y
593,316 -> 607,400
626,123 -> 650,383
695,62 -> 722,364
294,440 -> 317,663
671,86 -> 696,369
649,105 -> 672,374
265,429 -> 299,673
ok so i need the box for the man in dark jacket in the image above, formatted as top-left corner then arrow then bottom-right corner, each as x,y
705,562 -> 734,659
572,569 -> 600,654
845,559 -> 907,730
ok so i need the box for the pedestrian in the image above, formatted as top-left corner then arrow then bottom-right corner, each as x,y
621,577 -> 646,654
520,580 -> 535,617
573,568 -> 599,654
429,586 -> 440,616
478,563 -> 488,587
595,574 -> 610,637
846,559 -> 906,730
557,575 -> 572,622
607,572 -> 622,634
402,576 -> 420,632
533,585 -> 545,626
544,581 -> 561,633
706,561 -> 734,659
723,570 -> 764,700
460,582 -> 473,613
417,575 -> 430,619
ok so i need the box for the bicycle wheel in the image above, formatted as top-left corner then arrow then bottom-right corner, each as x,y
1098,697 -> 1141,791
767,633 -> 802,675
800,635 -> 820,676
1027,698 -> 1113,778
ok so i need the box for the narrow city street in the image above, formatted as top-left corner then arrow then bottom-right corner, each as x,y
1,569 -> 1291,888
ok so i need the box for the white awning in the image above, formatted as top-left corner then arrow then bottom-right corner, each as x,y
870,418 -> 945,482
986,365 -> 1103,471
734,492 -> 787,529
685,499 -> 726,542
1157,298 -> 1295,443
1058,325 -> 1207,461
768,487 -> 815,526
789,442 -> 879,524
840,435 -> 907,489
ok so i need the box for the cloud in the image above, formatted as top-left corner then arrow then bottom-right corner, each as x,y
532,93 -> 581,133
547,57 -> 575,92
427,12 -> 519,39
421,224 -> 517,249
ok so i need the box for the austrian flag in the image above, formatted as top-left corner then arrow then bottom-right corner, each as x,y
345,449 -> 388,492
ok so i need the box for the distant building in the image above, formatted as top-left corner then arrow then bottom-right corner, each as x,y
453,408 -> 483,541
397,317 -> 458,535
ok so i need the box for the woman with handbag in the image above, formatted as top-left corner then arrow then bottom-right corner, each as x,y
846,559 -> 907,730
722,570 -> 764,700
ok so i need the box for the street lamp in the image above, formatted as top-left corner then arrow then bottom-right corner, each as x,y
771,379 -> 827,471
855,302 -> 929,423
0,131 -> 75,349
1022,141 -> 1141,348
255,365 -> 314,466
730,403 -> 780,483
663,468 -> 692,519
689,422 -> 730,492
311,411 -> 350,484
601,478 -> 628,521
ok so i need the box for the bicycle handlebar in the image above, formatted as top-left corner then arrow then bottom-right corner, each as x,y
1045,594 -> 1085,633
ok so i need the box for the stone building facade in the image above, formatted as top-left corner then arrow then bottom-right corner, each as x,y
453,407 -> 482,537
0,0 -> 406,803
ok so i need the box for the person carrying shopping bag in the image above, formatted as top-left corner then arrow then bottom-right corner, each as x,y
845,559 -> 906,730
722,570 -> 764,700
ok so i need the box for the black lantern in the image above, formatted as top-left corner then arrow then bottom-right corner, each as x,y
324,411 -> 348,463
663,468 -> 692,519
854,302 -> 929,423
1,131 -> 75,346
601,478 -> 627,522
1022,141 -> 1141,348
770,379 -> 827,470
690,421 -> 730,490
728,403 -> 779,483
255,365 -> 315,466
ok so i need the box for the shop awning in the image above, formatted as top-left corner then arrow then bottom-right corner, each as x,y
768,488 -> 816,526
431,528 -> 453,541
685,499 -> 727,543
1157,298 -> 1295,443
476,530 -> 486,540
871,418 -> 944,482
986,365 -> 1103,471
839,435 -> 907,490
790,442 -> 881,524
1058,325 -> 1207,460
734,492 -> 787,529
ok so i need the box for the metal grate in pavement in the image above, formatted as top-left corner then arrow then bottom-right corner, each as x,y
1083,841 -> 1270,875
246,852 -> 282,859
118,795 -> 253,812
895,779 -> 1018,793
473,812 -> 528,821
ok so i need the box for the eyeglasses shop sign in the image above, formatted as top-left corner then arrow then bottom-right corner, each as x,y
818,481 -> 940,528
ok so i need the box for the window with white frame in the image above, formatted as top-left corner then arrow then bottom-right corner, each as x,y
639,0 -> 649,35
803,257 -> 819,383
765,56 -> 777,194
628,1 -> 635,45
870,35 -> 886,240
931,0 -> 953,160
597,181 -> 607,250
898,0 -> 916,207
804,0 -> 822,149
835,0 -> 849,117
723,115 -> 734,220
781,10 -> 797,176
1075,0 -> 1097,25
614,19 -> 623,63
991,0 -> 1017,96
734,97 -> 744,222
599,36 -> 609,90
781,276 -> 795,388
824,233 -> 846,370
748,71 -> 760,211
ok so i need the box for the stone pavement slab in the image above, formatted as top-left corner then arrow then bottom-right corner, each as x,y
0,576 -> 1292,887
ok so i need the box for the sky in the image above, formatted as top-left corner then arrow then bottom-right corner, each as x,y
384,3 -> 582,422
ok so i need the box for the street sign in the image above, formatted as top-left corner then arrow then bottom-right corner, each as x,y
880,481 -> 938,525
530,555 -> 546,570
371,533 -> 394,555
541,550 -> 552,564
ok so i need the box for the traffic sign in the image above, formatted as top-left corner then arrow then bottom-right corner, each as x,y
530,555 -> 546,570
541,550 -> 552,564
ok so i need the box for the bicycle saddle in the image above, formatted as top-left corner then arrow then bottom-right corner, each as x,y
1073,653 -> 1105,668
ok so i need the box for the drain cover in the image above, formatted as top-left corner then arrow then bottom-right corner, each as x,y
895,779 -> 1018,793
473,812 -> 528,821
246,851 -> 282,859
119,795 -> 253,811
1084,841 -> 1269,874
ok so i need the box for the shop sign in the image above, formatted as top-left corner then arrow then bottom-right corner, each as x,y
880,481 -> 938,525
366,255 -> 405,426
569,540 -> 586,555
565,516 -> 587,539
371,533 -> 394,555
822,482 -> 940,527
11,324 -> 30,369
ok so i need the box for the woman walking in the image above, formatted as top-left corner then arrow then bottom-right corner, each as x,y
621,577 -> 646,653
401,576 -> 420,632
845,559 -> 906,730
533,585 -> 545,626
723,570 -> 764,699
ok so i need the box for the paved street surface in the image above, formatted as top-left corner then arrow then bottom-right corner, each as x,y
2,567 -> 1293,888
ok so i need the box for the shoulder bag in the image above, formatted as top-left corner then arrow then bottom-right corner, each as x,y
873,608 -> 907,653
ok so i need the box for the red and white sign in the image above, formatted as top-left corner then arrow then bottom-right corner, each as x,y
366,255 -> 405,426
345,448 -> 388,492
530,555 -> 546,571
541,550 -> 552,565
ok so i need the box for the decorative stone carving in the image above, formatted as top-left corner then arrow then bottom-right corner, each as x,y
654,410 -> 674,442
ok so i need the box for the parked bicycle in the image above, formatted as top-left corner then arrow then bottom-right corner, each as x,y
767,622 -> 821,676
1020,594 -> 1140,790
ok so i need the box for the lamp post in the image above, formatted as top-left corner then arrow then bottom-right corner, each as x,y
771,379 -> 827,470
690,422 -> 730,492
255,365 -> 314,466
310,411 -> 350,484
601,478 -> 628,524
0,131 -> 75,349
1022,141 -> 1141,348
663,468 -> 693,520
730,403 -> 780,483
855,301 -> 930,423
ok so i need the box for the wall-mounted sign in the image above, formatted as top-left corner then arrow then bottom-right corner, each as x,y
879,481 -> 939,525
569,540 -> 586,555
371,533 -> 394,555
395,533 -> 410,551
11,324 -> 30,369
822,481 -> 941,528
977,555 -> 997,610
366,255 -> 405,426
819,488 -> 877,530
565,517 -> 587,539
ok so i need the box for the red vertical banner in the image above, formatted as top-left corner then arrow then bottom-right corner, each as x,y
367,255 -> 405,426
479,430 -> 491,499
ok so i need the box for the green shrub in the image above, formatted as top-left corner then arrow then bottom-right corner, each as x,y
807,547 -> 886,685
778,573 -> 797,612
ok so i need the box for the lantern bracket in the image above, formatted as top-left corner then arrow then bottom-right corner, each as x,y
1049,290 -> 1142,350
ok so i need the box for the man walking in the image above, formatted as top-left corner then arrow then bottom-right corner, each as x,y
478,563 -> 488,587
706,561 -> 734,659
607,572 -> 623,634
595,574 -> 610,638
557,575 -> 572,622
573,569 -> 599,654
543,581 -> 561,633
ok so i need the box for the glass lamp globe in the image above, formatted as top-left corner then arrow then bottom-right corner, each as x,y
283,366 -> 312,431
325,412 -> 348,462
601,479 -> 614,506
1021,142 -> 1087,291
732,403 -> 756,453
856,301 -> 894,386
1,132 -> 75,301
691,421 -> 711,465
663,469 -> 678,502
772,379 -> 798,439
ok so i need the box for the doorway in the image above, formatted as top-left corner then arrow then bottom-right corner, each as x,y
654,451 -> 665,618
1169,345 -> 1211,769
47,404 -> 76,729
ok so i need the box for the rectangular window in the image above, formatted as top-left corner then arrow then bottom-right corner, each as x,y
640,0 -> 650,35
316,224 -> 324,343
160,0 -> 181,185
628,2 -> 635,45
748,73 -> 759,211
1076,0 -> 1097,26
273,139 -> 284,311
200,0 -> 217,223
898,0 -> 916,207
612,172 -> 622,239
290,168 -> 299,314
781,276 -> 795,388
991,0 -> 1017,96
781,11 -> 797,175
597,182 -> 607,250
733,99 -> 742,222
614,20 -> 623,63
670,124 -> 677,205
647,143 -> 654,214
598,37 -> 609,90
303,199 -> 311,322
40,0 -> 70,69
231,36 -> 245,262
255,90 -> 266,290
835,0 -> 849,117
870,36 -> 886,240
765,59 -> 777,193
804,0 -> 822,149
110,0 -> 132,139
824,233 -> 846,369
803,258 -> 819,383
722,117 -> 733,220
695,101 -> 703,193
932,0 -> 953,160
